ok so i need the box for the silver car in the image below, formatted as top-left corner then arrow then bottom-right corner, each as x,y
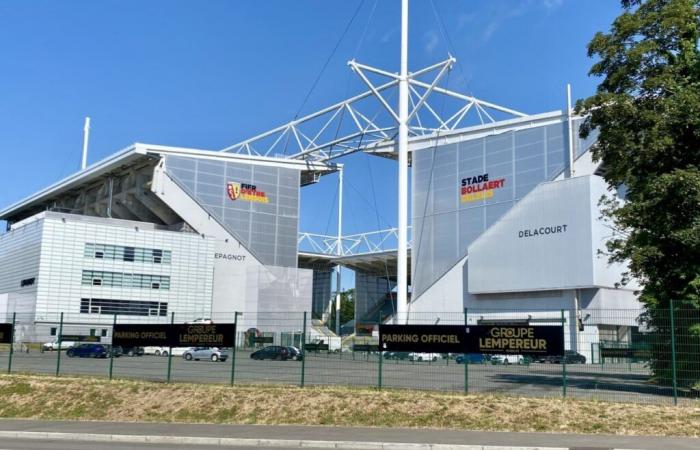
182,347 -> 228,362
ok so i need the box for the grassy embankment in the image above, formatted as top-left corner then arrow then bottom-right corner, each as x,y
0,374 -> 698,437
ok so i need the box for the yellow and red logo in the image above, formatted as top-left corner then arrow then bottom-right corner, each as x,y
227,182 -> 269,203
460,173 -> 505,203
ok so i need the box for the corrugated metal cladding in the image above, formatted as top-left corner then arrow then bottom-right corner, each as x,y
164,156 -> 300,268
411,120 -> 595,299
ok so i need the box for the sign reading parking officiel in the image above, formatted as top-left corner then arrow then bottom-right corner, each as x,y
0,323 -> 12,344
113,323 -> 236,347
379,324 -> 564,356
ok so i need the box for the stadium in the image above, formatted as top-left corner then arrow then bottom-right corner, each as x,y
0,5 -> 641,363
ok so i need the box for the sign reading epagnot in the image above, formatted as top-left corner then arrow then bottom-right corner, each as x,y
0,323 -> 12,344
379,324 -> 564,356
113,323 -> 236,348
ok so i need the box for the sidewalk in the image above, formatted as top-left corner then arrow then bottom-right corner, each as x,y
0,419 -> 697,449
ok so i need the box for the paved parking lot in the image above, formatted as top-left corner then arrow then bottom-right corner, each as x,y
0,349 -> 687,405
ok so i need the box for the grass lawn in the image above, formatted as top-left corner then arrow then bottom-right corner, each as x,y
1,373 -> 699,437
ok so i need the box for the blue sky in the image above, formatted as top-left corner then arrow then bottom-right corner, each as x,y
0,1 -> 621,286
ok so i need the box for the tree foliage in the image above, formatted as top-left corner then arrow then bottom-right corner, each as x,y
577,0 -> 700,386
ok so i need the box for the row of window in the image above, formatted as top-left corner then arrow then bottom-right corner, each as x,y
81,270 -> 171,290
84,243 -> 172,264
79,298 -> 168,317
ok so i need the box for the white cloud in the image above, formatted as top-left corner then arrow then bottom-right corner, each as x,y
423,30 -> 440,55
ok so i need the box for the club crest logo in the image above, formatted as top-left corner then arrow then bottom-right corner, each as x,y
227,182 -> 241,200
226,181 -> 269,203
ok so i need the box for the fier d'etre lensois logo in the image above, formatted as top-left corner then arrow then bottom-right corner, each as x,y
227,182 -> 269,203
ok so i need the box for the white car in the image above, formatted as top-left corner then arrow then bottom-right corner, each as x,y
144,346 -> 191,357
407,352 -> 440,362
42,340 -> 76,351
491,354 -> 525,365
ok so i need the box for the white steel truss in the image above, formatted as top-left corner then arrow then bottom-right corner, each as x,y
298,227 -> 412,257
220,57 -> 526,163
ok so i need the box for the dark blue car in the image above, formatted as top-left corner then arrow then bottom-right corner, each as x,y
66,344 -> 112,358
455,353 -> 487,364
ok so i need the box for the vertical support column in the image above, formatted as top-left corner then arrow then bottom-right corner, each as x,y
55,312 -> 64,377
81,116 -> 90,170
670,300 -> 678,405
335,167 -> 343,335
378,310 -> 383,390
166,312 -> 174,383
566,84 -> 575,178
108,314 -> 117,380
463,308 -> 469,393
561,309 -> 567,398
7,312 -> 16,374
396,0 -> 410,324
300,311 -> 307,388
230,311 -> 239,386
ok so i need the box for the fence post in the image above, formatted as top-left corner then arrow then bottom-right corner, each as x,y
230,311 -> 239,386
561,309 -> 567,399
166,312 -> 174,383
300,311 -> 307,388
378,310 -> 383,390
55,312 -> 64,377
464,308 -> 469,393
669,300 -> 678,405
7,312 -> 16,374
108,314 -> 116,380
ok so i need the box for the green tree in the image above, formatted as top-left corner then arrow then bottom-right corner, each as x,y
329,289 -> 355,334
577,0 -> 700,386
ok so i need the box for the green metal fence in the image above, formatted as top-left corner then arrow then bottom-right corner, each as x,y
0,307 -> 698,405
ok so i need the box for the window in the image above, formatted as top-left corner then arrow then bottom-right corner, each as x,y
84,243 -> 171,265
80,298 -> 168,317
123,247 -> 135,262
81,270 -> 170,290
20,277 -> 35,287
89,329 -> 96,337
50,327 -> 57,336
101,329 -> 108,337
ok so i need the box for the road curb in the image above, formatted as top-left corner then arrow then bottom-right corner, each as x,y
0,430 -> 645,449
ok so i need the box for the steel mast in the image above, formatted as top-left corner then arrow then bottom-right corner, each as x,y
396,0 -> 409,323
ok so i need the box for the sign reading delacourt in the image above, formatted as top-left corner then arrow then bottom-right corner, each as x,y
379,324 -> 564,356
0,323 -> 12,344
113,323 -> 236,347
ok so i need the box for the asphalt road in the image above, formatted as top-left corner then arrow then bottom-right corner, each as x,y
0,438 -> 273,450
0,420 -> 699,450
0,349 -> 685,405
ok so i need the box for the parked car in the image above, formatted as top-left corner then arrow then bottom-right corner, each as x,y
537,351 -> 587,364
182,347 -> 228,362
143,346 -> 190,357
286,346 -> 304,361
383,351 -> 411,360
42,340 -> 76,351
407,352 -> 440,362
66,344 -> 115,358
491,354 -> 525,365
250,345 -> 294,361
455,353 -> 487,364
187,318 -> 213,324
121,346 -> 145,357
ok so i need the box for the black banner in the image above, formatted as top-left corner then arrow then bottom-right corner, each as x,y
0,323 -> 12,344
379,324 -> 564,356
465,325 -> 564,356
113,323 -> 236,347
380,325 -> 465,353
60,335 -> 100,343
352,344 -> 379,352
305,342 -> 329,351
